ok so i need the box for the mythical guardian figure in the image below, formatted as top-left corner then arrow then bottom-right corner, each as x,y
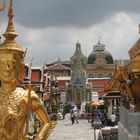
70,42 -> 87,84
0,0 -> 54,140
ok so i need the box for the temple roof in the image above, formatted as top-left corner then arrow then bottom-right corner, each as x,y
46,59 -> 70,70
87,42 -> 114,64
103,91 -> 121,99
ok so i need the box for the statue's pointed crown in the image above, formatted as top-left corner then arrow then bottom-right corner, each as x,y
0,0 -> 25,60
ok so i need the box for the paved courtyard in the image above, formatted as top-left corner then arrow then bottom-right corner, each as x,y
48,114 -> 100,140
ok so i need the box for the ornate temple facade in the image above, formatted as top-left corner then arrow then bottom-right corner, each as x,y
40,41 -> 129,105
21,41 -> 129,108
20,40 -> 130,116
87,40 -> 116,78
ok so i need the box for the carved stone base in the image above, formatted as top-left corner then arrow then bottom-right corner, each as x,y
118,122 -> 140,140
119,107 -> 140,140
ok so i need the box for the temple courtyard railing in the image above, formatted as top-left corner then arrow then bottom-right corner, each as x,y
119,107 -> 140,140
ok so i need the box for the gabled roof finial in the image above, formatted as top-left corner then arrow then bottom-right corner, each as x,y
98,36 -> 101,44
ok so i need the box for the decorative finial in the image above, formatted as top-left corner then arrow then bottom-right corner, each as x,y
76,39 -> 81,51
3,0 -> 17,40
57,57 -> 61,64
98,36 -> 101,44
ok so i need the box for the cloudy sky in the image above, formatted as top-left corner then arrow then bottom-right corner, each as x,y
0,0 -> 140,66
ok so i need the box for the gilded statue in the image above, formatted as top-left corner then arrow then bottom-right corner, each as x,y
0,0 -> 54,139
125,25 -> 140,111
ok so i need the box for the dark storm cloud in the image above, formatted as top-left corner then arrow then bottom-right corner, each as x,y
11,0 -> 140,28
0,0 -> 138,66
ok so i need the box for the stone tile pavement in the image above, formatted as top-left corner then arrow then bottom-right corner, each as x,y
48,114 -> 100,140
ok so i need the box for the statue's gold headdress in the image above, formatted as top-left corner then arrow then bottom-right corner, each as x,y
0,0 -> 26,60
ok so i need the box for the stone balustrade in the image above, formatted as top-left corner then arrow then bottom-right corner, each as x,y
119,107 -> 140,140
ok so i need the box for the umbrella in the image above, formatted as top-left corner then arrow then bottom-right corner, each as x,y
90,101 -> 101,106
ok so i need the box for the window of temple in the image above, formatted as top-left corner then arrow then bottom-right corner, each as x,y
88,74 -> 94,78
98,73 -> 103,78
108,73 -> 112,78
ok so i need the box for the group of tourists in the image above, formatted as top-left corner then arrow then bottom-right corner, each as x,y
87,109 -> 117,127
69,105 -> 117,127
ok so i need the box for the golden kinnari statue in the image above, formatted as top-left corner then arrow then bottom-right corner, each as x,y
126,25 -> 140,111
0,0 -> 55,140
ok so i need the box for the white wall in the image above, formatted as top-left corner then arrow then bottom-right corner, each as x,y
91,92 -> 99,101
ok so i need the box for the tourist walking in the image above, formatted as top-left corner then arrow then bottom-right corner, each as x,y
91,111 -> 97,127
98,110 -> 105,126
62,109 -> 66,120
74,109 -> 79,123
70,109 -> 75,124
110,112 -> 116,126
87,112 -> 91,123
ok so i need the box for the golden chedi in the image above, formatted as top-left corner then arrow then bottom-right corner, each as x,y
0,0 -> 54,139
127,25 -> 140,111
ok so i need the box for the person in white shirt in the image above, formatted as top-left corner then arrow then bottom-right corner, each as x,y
74,109 -> 79,123
110,112 -> 116,126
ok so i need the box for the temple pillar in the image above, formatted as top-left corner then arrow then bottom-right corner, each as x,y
83,86 -> 86,102
108,100 -> 112,117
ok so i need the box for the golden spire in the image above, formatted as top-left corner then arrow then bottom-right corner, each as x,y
3,0 -> 17,40
0,0 -> 25,59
